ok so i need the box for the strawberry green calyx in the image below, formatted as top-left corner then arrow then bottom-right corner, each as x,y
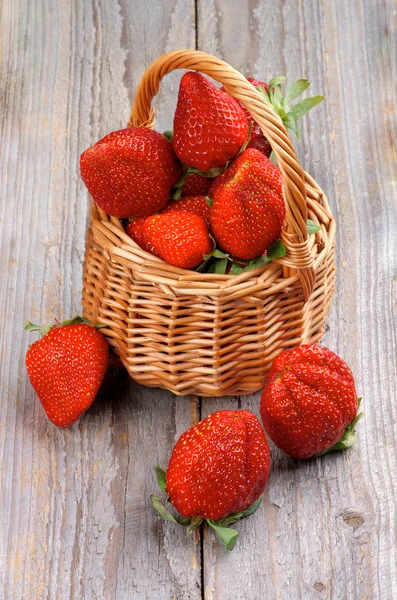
172,166 -> 225,200
25,316 -> 105,337
315,399 -> 364,457
150,467 -> 262,551
257,77 -> 324,141
162,130 -> 173,142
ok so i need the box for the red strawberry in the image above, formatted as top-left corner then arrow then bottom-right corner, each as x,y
161,195 -> 211,225
165,410 -> 270,520
125,217 -> 160,257
25,318 -> 109,428
80,127 -> 182,218
223,77 -> 272,157
181,173 -> 212,197
173,72 -> 249,171
209,148 -> 285,260
144,211 -> 212,269
260,344 -> 362,459
244,78 -> 272,156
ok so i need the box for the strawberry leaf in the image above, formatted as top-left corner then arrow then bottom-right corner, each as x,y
315,399 -> 364,457
268,76 -> 286,89
208,258 -> 228,274
216,497 -> 262,527
154,466 -> 167,491
283,79 -> 310,105
189,166 -> 224,178
256,85 -> 271,104
243,256 -> 272,271
204,195 -> 213,208
25,316 -> 86,337
228,261 -> 246,275
289,95 -> 324,120
307,219 -> 320,235
163,130 -> 173,142
228,241 -> 285,276
206,520 -> 239,551
266,239 -> 287,259
151,495 -> 180,523
172,168 -> 189,200
150,495 -> 190,525
283,112 -> 301,140
212,249 -> 229,259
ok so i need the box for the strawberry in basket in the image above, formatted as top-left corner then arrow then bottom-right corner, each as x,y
180,173 -> 212,197
209,148 -> 285,260
126,217 -> 160,257
144,211 -> 212,269
151,410 -> 271,550
161,195 -> 211,225
80,127 -> 182,218
173,72 -> 249,171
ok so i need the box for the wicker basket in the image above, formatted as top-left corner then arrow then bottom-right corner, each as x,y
82,50 -> 336,397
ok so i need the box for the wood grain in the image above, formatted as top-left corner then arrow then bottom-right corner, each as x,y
0,1 -> 201,599
198,0 -> 397,599
0,0 -> 396,598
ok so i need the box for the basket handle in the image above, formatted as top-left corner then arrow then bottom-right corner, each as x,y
128,50 -> 316,300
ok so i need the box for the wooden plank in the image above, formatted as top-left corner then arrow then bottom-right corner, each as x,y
0,1 -> 201,599
197,0 -> 397,598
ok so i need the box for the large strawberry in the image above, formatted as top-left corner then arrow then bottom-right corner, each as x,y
25,317 -> 108,427
125,217 -> 160,257
80,127 -> 182,218
222,77 -> 271,157
260,344 -> 363,459
144,211 -> 212,269
173,72 -> 249,171
209,148 -> 285,260
151,410 -> 270,550
161,195 -> 211,225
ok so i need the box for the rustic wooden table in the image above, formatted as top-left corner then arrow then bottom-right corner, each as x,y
1,0 -> 396,598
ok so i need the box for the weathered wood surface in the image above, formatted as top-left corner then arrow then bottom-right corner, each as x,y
0,0 -> 396,599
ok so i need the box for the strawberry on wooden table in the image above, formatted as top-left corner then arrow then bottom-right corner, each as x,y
80,127 -> 182,218
209,148 -> 286,260
172,72 -> 249,171
144,211 -> 212,269
151,410 -> 271,550
25,317 -> 108,428
260,344 -> 363,460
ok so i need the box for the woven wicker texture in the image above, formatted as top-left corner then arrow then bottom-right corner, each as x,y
82,50 -> 336,396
